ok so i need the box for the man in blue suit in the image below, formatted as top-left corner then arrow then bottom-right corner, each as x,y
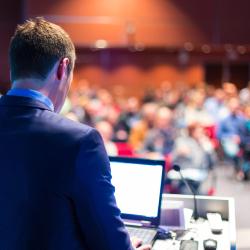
0,17 -> 150,250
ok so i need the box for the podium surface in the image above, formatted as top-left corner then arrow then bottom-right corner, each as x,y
153,194 -> 236,250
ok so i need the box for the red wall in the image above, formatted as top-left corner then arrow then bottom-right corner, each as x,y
26,0 -> 250,46
1,0 -> 250,93
73,49 -> 204,97
0,0 -> 21,92
25,0 -> 250,94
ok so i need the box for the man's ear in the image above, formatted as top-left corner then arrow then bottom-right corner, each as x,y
57,58 -> 69,80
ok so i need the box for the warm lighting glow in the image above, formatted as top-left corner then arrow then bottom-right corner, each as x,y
237,45 -> 246,55
184,42 -> 194,52
201,44 -> 211,54
95,39 -> 108,49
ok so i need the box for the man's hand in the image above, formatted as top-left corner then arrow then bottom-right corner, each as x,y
131,237 -> 151,250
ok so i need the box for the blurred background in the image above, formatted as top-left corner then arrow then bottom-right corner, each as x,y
1,0 -> 250,249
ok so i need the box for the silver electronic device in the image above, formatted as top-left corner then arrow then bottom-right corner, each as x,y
109,156 -> 165,245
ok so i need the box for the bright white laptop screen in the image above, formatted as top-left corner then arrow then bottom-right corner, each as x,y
110,160 -> 163,218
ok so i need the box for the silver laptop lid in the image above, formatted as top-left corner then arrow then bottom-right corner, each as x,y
109,156 -> 165,226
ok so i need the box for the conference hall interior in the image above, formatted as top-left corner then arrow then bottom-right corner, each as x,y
1,1 -> 250,249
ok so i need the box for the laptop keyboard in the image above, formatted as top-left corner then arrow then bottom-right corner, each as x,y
126,226 -> 157,245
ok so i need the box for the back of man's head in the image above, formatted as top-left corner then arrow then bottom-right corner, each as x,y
9,17 -> 76,82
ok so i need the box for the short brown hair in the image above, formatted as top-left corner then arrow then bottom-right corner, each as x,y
9,17 -> 76,81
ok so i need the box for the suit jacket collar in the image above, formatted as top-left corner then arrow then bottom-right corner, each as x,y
0,95 -> 54,112
7,88 -> 54,111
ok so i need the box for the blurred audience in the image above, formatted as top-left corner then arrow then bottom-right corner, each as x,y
240,105 -> 250,180
217,97 -> 245,175
239,82 -> 250,105
172,123 -> 216,170
62,79 -> 250,182
115,97 -> 141,142
182,88 -> 214,126
204,88 -> 229,122
143,107 -> 175,157
95,120 -> 118,156
129,102 -> 158,152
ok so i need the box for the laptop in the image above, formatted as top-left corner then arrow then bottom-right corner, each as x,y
109,156 -> 165,245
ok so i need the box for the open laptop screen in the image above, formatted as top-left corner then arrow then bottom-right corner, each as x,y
109,157 -> 165,223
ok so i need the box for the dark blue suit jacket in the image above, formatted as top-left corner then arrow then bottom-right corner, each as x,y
0,95 -> 132,250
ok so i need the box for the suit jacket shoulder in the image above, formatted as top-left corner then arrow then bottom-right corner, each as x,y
0,95 -> 132,250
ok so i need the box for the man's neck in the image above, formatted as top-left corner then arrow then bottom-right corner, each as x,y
12,79 -> 48,97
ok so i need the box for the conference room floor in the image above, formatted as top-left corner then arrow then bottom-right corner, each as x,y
211,163 -> 250,250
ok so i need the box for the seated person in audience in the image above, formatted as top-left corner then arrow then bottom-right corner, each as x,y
222,82 -> 238,99
240,105 -> 250,180
171,123 -> 216,193
183,88 -> 214,126
204,88 -> 229,123
115,97 -> 141,142
239,81 -> 250,105
217,97 -> 245,174
129,102 -> 158,152
143,106 -> 175,157
95,120 -> 118,156
95,88 -> 115,120
172,123 -> 216,170
105,106 -> 130,142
